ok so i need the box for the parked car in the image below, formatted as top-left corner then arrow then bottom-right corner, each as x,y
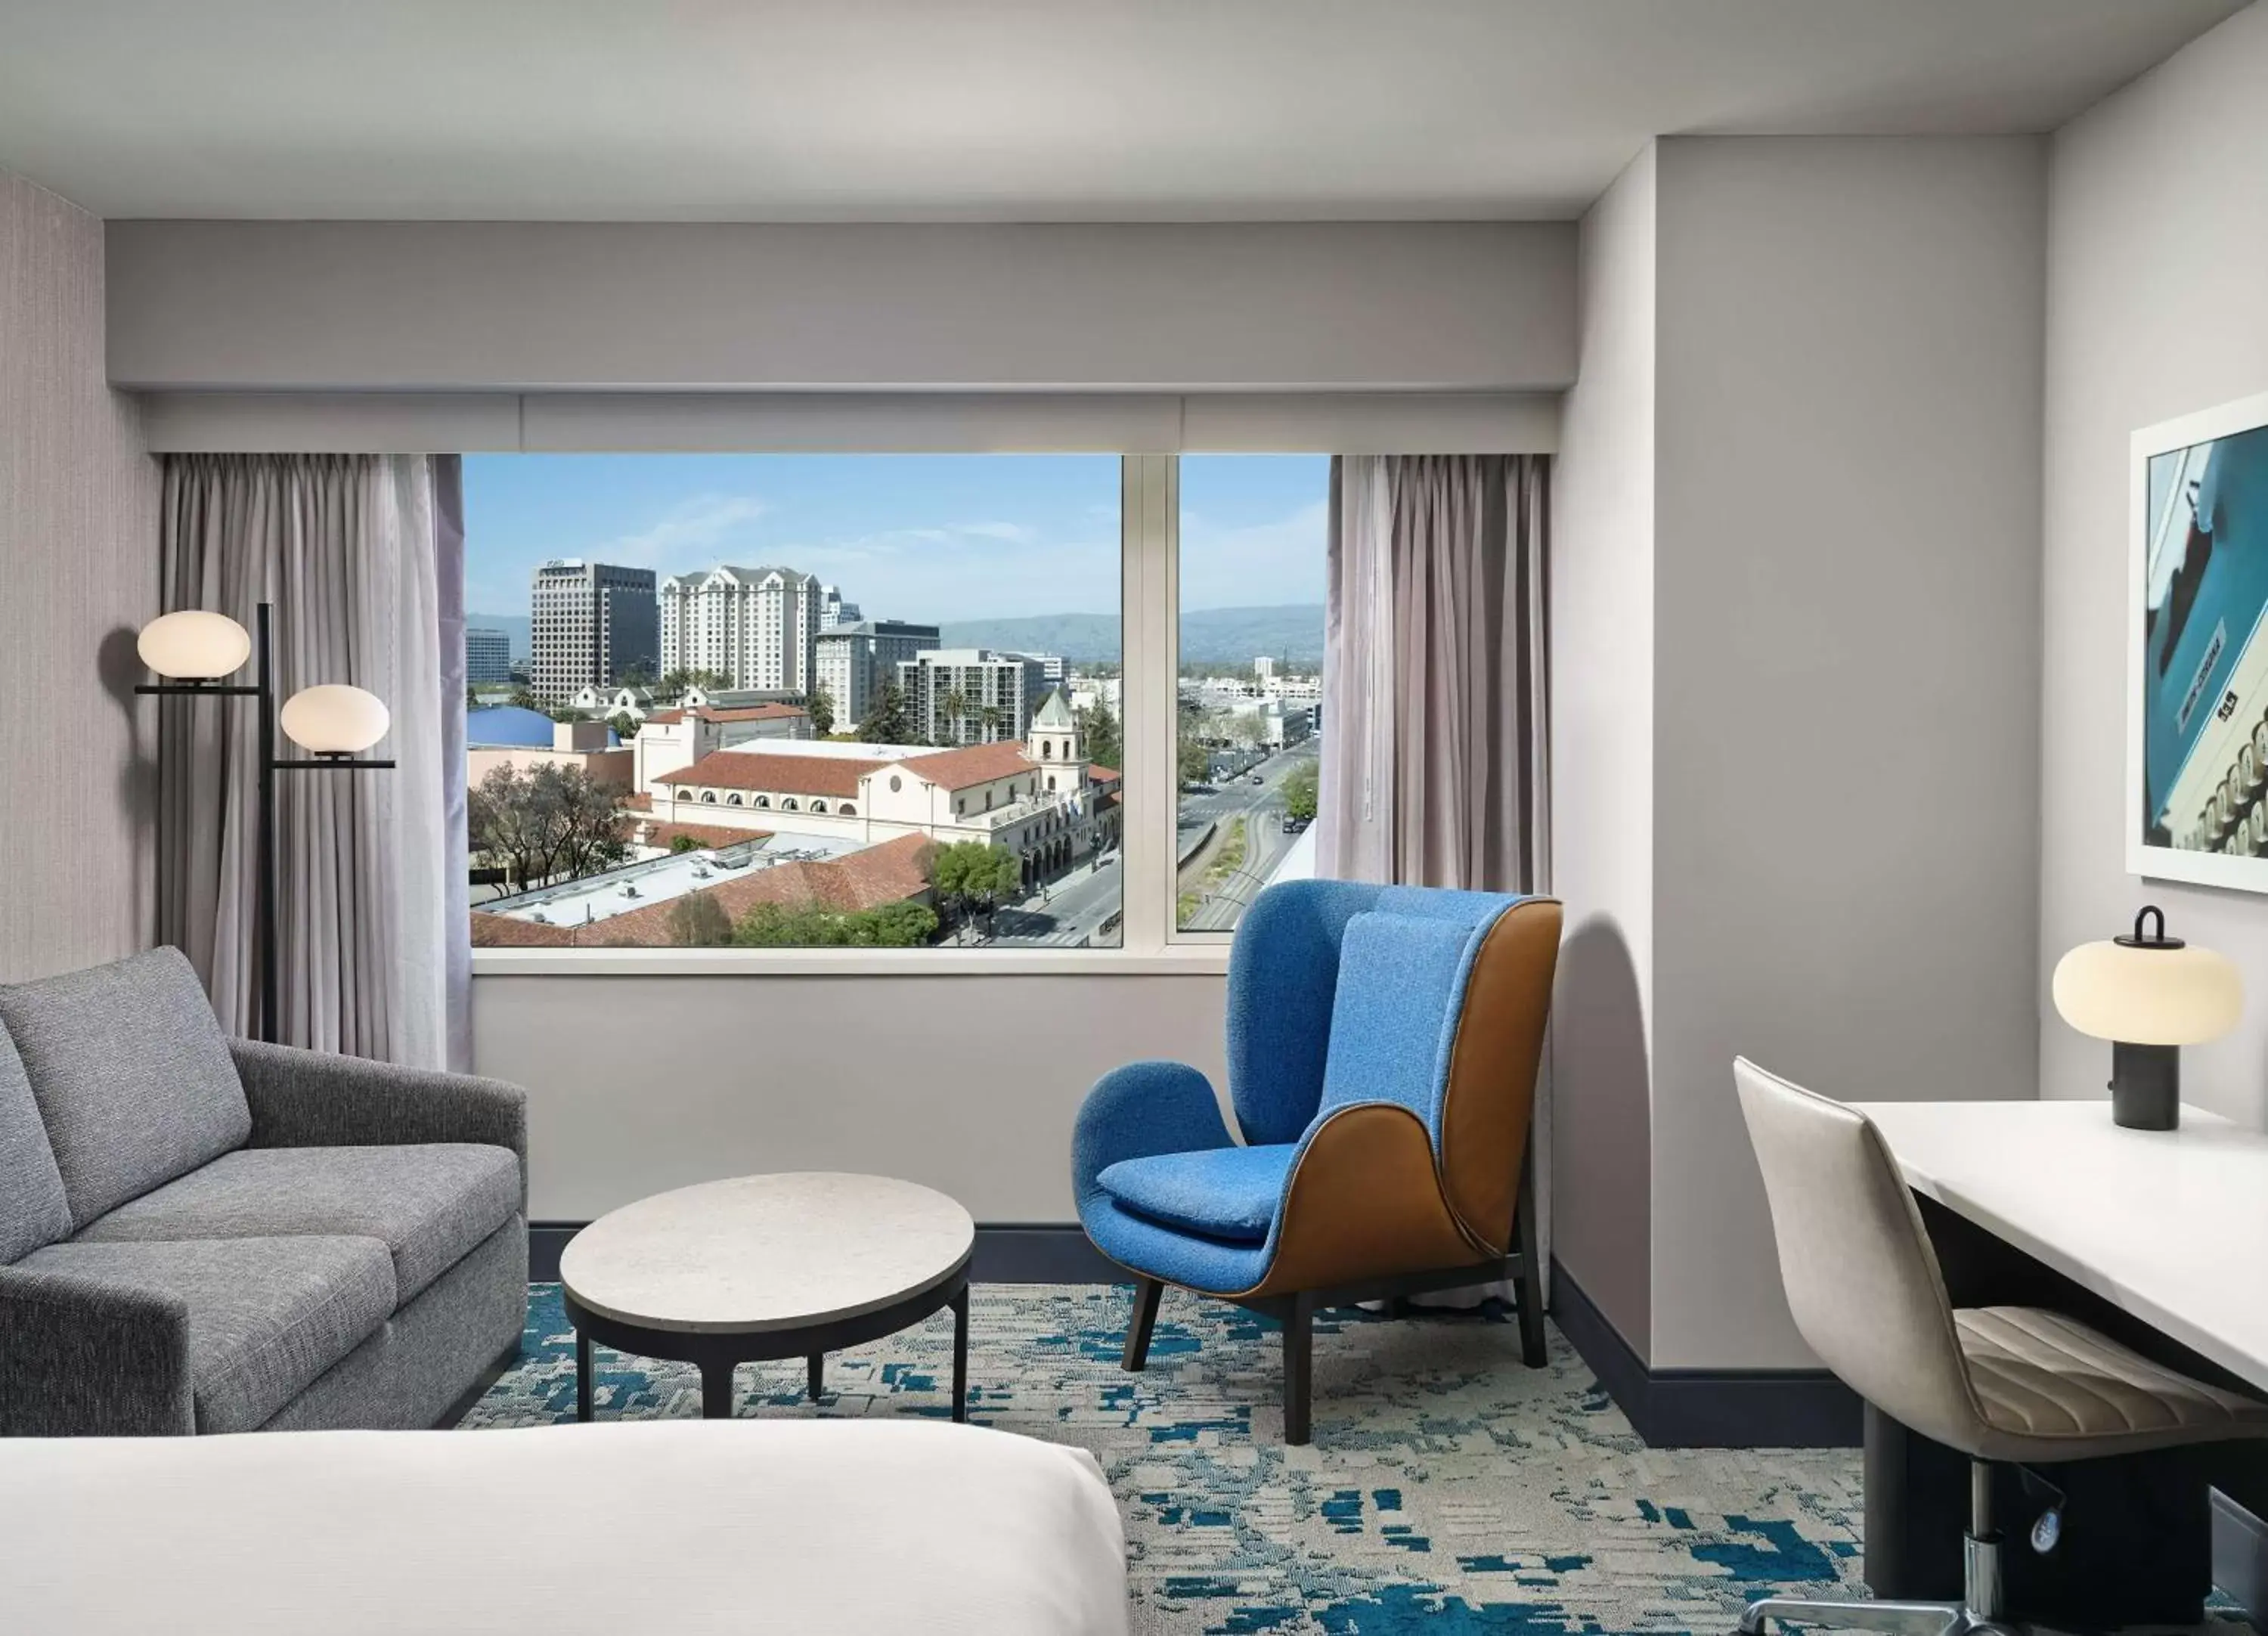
1281,813 -> 1309,833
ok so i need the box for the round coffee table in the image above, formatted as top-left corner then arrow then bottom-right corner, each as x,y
560,1173 -> 975,1422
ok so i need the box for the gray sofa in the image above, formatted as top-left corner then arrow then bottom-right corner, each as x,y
0,947 -> 528,1436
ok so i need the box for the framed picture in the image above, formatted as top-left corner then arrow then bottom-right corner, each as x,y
2131,389 -> 2268,889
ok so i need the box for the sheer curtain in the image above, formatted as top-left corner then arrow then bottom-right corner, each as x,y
1318,454 -> 1553,1300
156,454 -> 466,1069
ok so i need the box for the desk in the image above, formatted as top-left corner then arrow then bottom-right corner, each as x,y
1850,1098 -> 2268,1625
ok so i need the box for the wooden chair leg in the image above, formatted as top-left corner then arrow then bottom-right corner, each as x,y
1514,1148 -> 1548,1368
1122,1275 -> 1163,1371
1283,1292 -> 1315,1445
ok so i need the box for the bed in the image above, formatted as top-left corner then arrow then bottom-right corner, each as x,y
0,1418 -> 1128,1634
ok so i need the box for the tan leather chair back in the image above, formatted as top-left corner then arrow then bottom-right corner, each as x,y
1436,897 -> 1562,1256
1733,1058 -> 1984,1451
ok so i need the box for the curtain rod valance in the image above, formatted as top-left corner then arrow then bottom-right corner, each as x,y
137,391 -> 1560,457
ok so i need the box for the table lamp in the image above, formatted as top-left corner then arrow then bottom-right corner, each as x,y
2051,905 -> 2241,1130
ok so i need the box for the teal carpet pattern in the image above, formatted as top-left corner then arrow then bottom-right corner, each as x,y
466,1284 -> 1864,1633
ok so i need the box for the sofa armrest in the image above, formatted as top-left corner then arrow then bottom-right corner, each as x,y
1071,1060 -> 1238,1210
0,1266 -> 194,1436
229,1040 -> 528,1204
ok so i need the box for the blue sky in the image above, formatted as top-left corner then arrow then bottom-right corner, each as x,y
462,453 -> 1328,624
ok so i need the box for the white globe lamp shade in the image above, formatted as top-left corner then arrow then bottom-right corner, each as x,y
137,611 -> 251,680
2052,936 -> 2242,1046
280,685 -> 390,755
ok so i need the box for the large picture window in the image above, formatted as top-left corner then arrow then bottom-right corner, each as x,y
463,454 -> 1125,951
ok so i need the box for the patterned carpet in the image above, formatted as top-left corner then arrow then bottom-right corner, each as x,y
467,1283 -> 1864,1633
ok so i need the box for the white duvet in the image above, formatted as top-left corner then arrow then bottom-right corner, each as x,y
0,1419 -> 1128,1635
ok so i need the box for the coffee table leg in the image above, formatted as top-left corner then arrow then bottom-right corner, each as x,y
807,1352 -> 824,1402
576,1329 -> 593,1423
699,1359 -> 736,1419
951,1282 -> 969,1424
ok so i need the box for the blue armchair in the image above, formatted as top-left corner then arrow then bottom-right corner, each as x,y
1072,879 -> 1562,1443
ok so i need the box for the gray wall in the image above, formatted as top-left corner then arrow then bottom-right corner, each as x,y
1549,147 -> 1658,1360
475,971 -> 1227,1221
1648,136 -> 2047,1368
0,172 -> 158,982
2040,1 -> 2268,1122
105,221 -> 1576,392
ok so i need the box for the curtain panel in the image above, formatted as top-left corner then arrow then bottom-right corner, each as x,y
1318,453 -> 1553,1300
156,454 -> 466,1069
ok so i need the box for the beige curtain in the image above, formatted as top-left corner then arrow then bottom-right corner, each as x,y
1318,453 -> 1553,1308
156,454 -> 463,1067
1318,454 -> 1550,894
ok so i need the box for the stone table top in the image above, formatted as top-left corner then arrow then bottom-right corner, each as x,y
559,1173 -> 976,1335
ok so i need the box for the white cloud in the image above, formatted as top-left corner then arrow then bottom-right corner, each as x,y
605,494 -> 770,569
1178,499 -> 1329,610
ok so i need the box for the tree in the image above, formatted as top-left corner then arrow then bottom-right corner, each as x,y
857,679 -> 915,745
1282,761 -> 1319,823
807,685 -> 835,739
661,666 -> 732,699
929,840 -> 1022,933
939,686 -> 968,746
1076,702 -> 1123,772
670,833 -> 702,854
508,686 -> 543,712
606,712 -> 642,742
617,660 -> 657,690
666,891 -> 733,947
733,899 -> 939,949
977,702 -> 1004,743
1177,735 -> 1210,789
469,763 -> 630,890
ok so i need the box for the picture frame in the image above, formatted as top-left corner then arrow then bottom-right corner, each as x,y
2130,388 -> 2268,891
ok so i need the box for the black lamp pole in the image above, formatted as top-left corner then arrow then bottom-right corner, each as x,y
141,601 -> 393,1045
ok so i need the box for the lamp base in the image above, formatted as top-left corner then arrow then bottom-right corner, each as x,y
2109,1041 -> 2180,1131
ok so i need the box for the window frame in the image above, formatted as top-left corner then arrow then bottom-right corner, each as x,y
470,452 -> 1236,976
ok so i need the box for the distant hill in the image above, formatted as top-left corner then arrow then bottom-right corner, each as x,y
466,613 -> 531,662
939,604 -> 1323,666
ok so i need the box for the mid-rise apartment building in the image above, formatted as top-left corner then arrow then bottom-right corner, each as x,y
815,618 -> 941,725
896,648 -> 1051,745
530,559 -> 658,702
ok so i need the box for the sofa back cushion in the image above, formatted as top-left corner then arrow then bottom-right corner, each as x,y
0,948 -> 253,1229
0,1019 -> 71,1262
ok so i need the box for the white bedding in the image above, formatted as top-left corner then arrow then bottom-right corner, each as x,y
0,1419 -> 1127,1635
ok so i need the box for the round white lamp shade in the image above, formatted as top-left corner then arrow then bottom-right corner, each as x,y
2053,937 -> 2242,1046
280,685 -> 389,755
137,611 -> 251,680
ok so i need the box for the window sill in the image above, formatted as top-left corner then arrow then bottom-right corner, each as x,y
469,944 -> 1233,978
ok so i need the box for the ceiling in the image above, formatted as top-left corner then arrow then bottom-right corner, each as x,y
0,0 -> 2242,222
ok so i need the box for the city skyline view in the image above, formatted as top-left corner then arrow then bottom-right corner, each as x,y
463,452 -> 1328,634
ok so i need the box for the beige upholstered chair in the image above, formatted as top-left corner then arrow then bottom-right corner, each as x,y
1732,1058 -> 2268,1635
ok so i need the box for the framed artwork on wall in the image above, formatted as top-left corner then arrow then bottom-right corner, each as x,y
2131,389 -> 2268,890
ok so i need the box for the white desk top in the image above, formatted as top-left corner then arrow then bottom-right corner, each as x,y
1852,1099 -> 2268,1395
559,1173 -> 975,1335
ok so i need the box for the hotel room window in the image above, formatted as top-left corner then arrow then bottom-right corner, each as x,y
1174,454 -> 1328,934
463,454 -> 1123,951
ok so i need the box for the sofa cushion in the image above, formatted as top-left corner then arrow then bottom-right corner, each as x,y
1095,1143 -> 1297,1244
74,1145 -> 521,1303
0,948 -> 252,1229
17,1235 -> 395,1433
0,1021 -> 70,1263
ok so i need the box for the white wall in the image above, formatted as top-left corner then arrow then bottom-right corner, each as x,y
475,971 -> 1226,1221
105,221 -> 1576,393
1549,147 -> 1658,1359
1647,136 -> 2047,1368
2040,0 -> 2268,1122
0,171 -> 159,982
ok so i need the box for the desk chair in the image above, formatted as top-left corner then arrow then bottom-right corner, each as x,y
1733,1058 -> 2268,1635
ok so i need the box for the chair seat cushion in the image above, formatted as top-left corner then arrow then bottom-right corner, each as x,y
1095,1144 -> 1297,1244
73,1145 -> 521,1303
19,1236 -> 395,1433
1957,1306 -> 2268,1449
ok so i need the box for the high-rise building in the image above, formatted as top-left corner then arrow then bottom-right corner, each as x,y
530,560 -> 658,702
818,584 -> 863,630
659,565 -> 821,694
895,648 -> 1051,745
1254,655 -> 1276,684
466,627 -> 512,685
814,618 -> 940,726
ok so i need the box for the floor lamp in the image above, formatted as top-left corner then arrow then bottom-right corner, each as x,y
137,603 -> 396,1045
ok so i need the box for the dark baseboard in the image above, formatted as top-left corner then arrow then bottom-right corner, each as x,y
530,1220 -> 1123,1287
1550,1256 -> 1861,1449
